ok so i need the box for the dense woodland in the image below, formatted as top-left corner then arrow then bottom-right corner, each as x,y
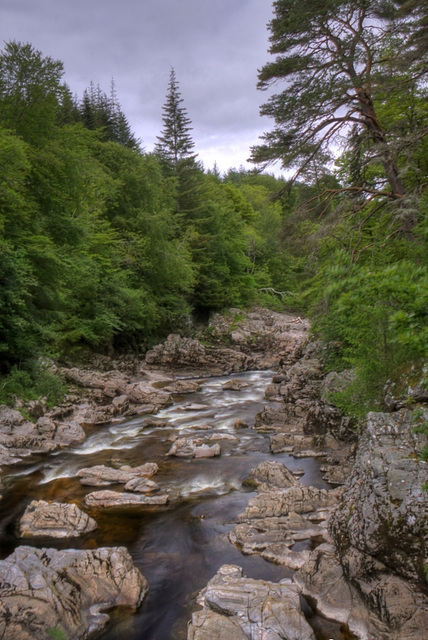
0,0 -> 427,419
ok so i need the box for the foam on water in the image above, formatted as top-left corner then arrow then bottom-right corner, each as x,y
177,474 -> 242,497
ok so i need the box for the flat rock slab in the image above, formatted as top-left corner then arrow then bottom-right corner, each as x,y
84,489 -> 169,508
238,486 -> 337,521
229,484 -> 337,566
0,545 -> 148,640
77,462 -> 159,486
19,500 -> 97,538
188,564 -> 316,640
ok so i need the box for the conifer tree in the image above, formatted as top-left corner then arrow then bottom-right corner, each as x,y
79,80 -> 138,148
250,0 -> 428,230
154,68 -> 197,169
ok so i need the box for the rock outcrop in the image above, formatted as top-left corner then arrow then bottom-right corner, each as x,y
0,406 -> 86,469
230,472 -> 339,569
0,545 -> 148,640
188,564 -> 316,640
324,409 -> 428,639
145,333 -> 254,374
19,500 -> 97,538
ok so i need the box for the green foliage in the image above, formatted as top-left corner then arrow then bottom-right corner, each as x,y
46,627 -> 68,640
411,408 -> 428,462
0,40 -> 66,145
252,0 -> 428,238
1,32 -> 427,429
313,254 -> 428,416
0,363 -> 67,407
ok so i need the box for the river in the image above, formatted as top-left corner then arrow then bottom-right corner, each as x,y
0,369 -> 353,640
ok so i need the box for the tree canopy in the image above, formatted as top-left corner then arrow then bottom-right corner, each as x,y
250,0 -> 428,232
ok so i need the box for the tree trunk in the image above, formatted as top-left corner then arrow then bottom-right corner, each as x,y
357,88 -> 405,198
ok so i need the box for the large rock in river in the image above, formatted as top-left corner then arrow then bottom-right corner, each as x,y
188,564 -> 316,640
84,489 -> 169,508
77,462 -> 159,486
0,545 -> 148,640
19,500 -> 97,538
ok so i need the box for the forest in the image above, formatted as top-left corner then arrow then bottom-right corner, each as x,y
0,0 -> 427,419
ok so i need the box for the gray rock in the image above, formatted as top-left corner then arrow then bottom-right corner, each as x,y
145,333 -> 254,374
331,409 -> 428,583
247,461 -> 298,489
166,437 -> 221,458
0,545 -> 148,640
188,564 -> 316,640
327,409 -> 428,638
19,500 -> 97,538
163,380 -> 201,393
84,489 -> 169,508
238,485 -> 337,521
124,477 -> 159,493
222,378 -> 249,391
77,462 -> 158,486
188,610 -> 246,640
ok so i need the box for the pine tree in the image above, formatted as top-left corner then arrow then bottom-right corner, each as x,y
250,0 -> 428,223
79,79 -> 139,148
154,68 -> 197,169
109,78 -> 140,149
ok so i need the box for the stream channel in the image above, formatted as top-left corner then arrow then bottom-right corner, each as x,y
0,369 -> 350,640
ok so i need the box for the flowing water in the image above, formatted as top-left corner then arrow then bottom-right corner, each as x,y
0,370 -> 354,640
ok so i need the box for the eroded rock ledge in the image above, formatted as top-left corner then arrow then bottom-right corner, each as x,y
188,564 -> 316,640
0,546 -> 148,640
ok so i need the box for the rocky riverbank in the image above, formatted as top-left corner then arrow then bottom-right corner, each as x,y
0,307 -> 426,640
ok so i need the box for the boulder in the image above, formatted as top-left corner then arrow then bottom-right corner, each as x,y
77,462 -> 158,486
0,545 -> 148,640
222,378 -> 249,391
163,380 -> 201,393
233,418 -> 248,430
229,484 -> 337,566
247,461 -> 298,489
19,500 -> 97,538
166,437 -> 221,458
238,486 -> 337,521
124,477 -> 159,493
188,564 -> 316,640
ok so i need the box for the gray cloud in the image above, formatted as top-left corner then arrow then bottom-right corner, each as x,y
2,0 -> 277,172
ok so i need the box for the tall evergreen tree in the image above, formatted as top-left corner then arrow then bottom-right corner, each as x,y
154,68 -> 197,169
108,79 -> 140,149
79,80 -> 139,149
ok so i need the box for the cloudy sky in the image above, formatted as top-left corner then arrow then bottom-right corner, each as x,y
2,0 -> 280,174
